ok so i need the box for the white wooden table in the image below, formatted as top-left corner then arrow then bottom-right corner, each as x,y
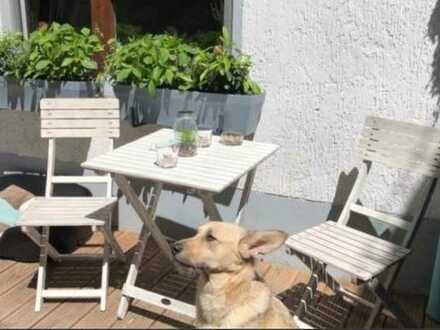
82,128 -> 279,320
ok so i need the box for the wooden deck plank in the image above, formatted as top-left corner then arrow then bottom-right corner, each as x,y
110,267 -> 179,329
0,233 -> 107,329
0,230 -> 431,329
72,242 -> 163,329
30,232 -> 137,329
0,259 -> 17,274
0,262 -> 36,297
0,231 -> 132,329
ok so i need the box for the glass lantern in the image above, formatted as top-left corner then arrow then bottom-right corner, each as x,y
173,111 -> 198,157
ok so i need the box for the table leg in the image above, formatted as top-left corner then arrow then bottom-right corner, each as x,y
114,175 -> 177,264
116,180 -> 162,319
198,191 -> 223,221
236,168 -> 256,225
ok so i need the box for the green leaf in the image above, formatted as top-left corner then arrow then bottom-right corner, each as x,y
143,56 -> 153,65
159,49 -> 170,64
35,60 -> 50,70
81,27 -> 91,36
132,67 -> 142,79
147,80 -> 156,95
116,68 -> 131,82
61,57 -> 74,67
164,69 -> 173,84
178,52 -> 189,66
152,67 -> 162,81
81,59 -> 98,70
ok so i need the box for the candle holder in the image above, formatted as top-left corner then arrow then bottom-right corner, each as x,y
154,144 -> 180,169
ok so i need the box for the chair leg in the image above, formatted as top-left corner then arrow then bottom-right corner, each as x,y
365,278 -> 417,329
100,224 -> 111,312
294,256 -> 325,327
35,226 -> 49,312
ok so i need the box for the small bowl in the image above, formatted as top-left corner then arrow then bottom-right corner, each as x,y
198,129 -> 213,148
220,132 -> 244,146
155,145 -> 179,169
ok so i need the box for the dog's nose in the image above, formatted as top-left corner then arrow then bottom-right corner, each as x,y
172,241 -> 183,255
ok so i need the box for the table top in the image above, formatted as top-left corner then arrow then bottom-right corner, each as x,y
82,129 -> 279,193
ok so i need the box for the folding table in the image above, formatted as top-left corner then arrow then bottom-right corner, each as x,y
81,129 -> 279,320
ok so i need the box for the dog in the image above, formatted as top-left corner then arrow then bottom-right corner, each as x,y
172,222 -> 296,329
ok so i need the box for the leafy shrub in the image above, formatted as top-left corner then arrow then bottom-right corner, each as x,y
106,28 -> 262,95
105,34 -> 198,94
24,23 -> 103,81
191,28 -> 262,95
0,32 -> 26,79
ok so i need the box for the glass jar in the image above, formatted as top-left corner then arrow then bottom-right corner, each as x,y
173,111 -> 198,157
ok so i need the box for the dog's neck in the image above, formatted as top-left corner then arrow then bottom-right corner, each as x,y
200,262 -> 257,293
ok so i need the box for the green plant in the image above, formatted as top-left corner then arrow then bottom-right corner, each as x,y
192,28 -> 262,95
24,23 -> 103,81
105,34 -> 199,94
0,32 -> 26,79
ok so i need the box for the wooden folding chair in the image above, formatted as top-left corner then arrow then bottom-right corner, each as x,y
17,98 -> 125,312
285,116 -> 439,328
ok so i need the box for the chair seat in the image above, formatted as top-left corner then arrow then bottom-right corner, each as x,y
17,197 -> 117,227
286,222 -> 410,281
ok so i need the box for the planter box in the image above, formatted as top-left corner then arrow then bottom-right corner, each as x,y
104,83 -> 265,135
0,77 -> 99,112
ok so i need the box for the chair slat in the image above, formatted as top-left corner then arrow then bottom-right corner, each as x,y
41,98 -> 119,110
286,238 -> 374,281
40,98 -> 120,138
306,227 -> 397,264
324,222 -> 409,255
41,119 -> 119,129
42,128 -> 120,138
41,109 -> 120,119
360,116 -> 440,178
365,116 -> 440,142
296,231 -> 387,269
350,204 -> 412,230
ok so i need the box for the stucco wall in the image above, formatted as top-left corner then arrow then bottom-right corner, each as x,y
241,0 -> 440,215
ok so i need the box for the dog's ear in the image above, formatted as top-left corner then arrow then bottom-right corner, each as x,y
238,230 -> 288,259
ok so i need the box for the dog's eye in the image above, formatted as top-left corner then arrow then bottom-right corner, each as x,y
206,234 -> 217,242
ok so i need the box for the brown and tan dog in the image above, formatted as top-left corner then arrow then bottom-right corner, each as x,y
172,222 -> 296,329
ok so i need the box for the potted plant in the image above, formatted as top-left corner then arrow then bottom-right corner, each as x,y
0,32 -> 27,110
102,33 -> 197,125
22,23 -> 102,107
104,28 -> 264,135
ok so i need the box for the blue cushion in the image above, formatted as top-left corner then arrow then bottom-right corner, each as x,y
0,198 -> 20,227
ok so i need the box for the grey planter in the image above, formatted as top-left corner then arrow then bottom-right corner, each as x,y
0,76 -> 7,109
104,83 -> 265,135
102,83 -> 159,126
0,78 -> 99,112
44,81 -> 99,98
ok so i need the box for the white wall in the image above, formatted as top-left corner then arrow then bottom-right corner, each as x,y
241,0 -> 439,215
0,0 -> 22,33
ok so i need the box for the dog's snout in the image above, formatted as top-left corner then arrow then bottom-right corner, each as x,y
172,241 -> 183,255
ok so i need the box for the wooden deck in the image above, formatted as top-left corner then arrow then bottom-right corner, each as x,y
0,231 -> 437,329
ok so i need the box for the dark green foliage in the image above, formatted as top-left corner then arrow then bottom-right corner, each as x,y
0,23 -> 262,95
105,34 -> 198,94
0,32 -> 26,79
106,27 -> 263,95
24,23 -> 103,81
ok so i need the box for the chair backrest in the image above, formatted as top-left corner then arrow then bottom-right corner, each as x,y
337,116 -> 440,248
40,98 -> 120,198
